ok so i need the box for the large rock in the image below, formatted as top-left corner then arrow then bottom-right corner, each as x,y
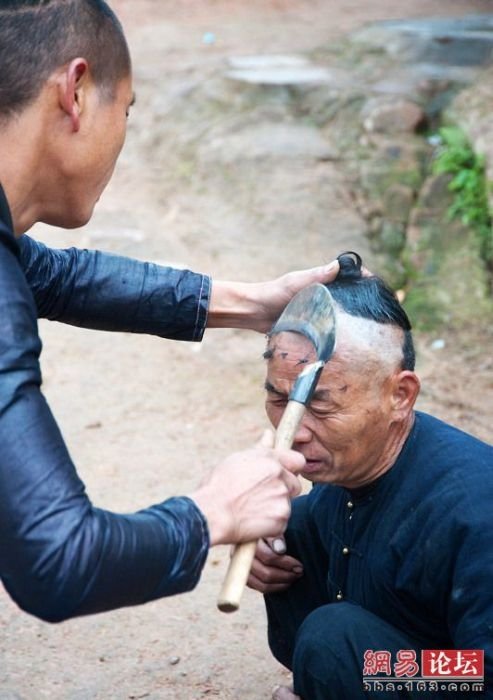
362,98 -> 427,134
359,136 -> 429,202
403,174 -> 493,328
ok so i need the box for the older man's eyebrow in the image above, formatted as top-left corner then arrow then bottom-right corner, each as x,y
130,92 -> 137,107
264,380 -> 287,397
266,382 -> 333,401
311,388 -> 332,402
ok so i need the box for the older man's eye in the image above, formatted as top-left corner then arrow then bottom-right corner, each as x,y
310,406 -> 336,418
268,398 -> 287,408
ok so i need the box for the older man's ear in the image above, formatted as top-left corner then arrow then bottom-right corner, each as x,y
390,371 -> 421,420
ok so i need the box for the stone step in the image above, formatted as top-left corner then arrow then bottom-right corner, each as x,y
226,54 -> 352,87
355,15 -> 493,67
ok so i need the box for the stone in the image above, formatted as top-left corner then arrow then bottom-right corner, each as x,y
362,98 -> 427,135
228,55 -> 309,70
379,221 -> 406,255
198,123 -> 338,164
346,16 -> 493,326
353,16 -> 493,67
412,173 -> 453,212
382,184 -> 415,222
368,215 -> 383,237
226,55 -> 331,87
294,88 -> 355,127
370,68 -> 468,101
359,138 -> 427,202
403,210 -> 493,329
226,55 -> 355,89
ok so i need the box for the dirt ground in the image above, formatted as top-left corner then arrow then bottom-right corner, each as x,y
1,2 -> 493,699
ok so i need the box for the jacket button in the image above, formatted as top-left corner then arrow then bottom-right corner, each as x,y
336,592 -> 344,601
347,500 -> 354,509
342,547 -> 349,555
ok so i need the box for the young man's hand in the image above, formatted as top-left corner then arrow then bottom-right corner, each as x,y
190,432 -> 304,546
208,260 -> 340,333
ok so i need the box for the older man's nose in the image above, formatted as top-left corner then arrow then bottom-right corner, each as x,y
293,420 -> 313,444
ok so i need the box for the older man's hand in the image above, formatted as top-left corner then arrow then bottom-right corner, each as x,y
208,259 -> 340,334
247,536 -> 304,593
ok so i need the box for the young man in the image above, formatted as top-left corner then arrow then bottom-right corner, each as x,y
0,0 -> 338,622
249,255 -> 493,699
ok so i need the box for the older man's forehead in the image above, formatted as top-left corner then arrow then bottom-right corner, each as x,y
266,331 -> 318,357
265,332 -> 347,386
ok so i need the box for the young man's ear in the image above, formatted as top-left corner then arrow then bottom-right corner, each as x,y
57,58 -> 89,133
391,371 -> 420,418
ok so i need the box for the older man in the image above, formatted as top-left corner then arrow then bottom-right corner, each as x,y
248,255 -> 493,699
0,0 -> 340,622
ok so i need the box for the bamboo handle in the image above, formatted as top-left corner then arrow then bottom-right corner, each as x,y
217,401 -> 307,613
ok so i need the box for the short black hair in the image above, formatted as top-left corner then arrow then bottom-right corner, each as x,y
0,0 -> 131,119
328,252 -> 415,371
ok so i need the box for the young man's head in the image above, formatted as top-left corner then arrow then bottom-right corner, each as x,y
0,0 -> 134,232
0,0 -> 131,118
264,253 -> 420,489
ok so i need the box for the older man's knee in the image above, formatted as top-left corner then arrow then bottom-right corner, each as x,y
290,603 -> 363,698
293,603 -> 362,679
295,602 -> 362,653
292,603 -> 421,699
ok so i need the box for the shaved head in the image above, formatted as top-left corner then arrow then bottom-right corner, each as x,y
324,252 -> 415,371
332,308 -> 407,380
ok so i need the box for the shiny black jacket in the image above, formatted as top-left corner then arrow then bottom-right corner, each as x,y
0,186 -> 211,622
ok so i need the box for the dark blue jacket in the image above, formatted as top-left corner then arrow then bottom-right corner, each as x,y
0,185 -> 211,622
307,412 -> 493,690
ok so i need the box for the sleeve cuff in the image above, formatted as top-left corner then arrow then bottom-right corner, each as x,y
192,274 -> 211,342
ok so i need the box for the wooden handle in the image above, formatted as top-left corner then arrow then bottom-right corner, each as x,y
273,400 -> 307,451
217,401 -> 307,613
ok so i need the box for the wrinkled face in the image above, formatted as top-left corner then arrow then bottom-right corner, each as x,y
58,75 -> 134,228
264,324 -> 403,488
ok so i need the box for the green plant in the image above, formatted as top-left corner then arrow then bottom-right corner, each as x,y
432,126 -> 493,265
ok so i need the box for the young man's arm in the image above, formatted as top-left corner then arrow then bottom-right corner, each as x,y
0,241 -> 304,623
19,236 -> 210,340
19,236 -> 338,337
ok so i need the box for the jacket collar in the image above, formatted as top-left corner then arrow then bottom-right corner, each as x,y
0,182 -> 20,258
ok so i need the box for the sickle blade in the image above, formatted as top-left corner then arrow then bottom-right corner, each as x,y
270,283 -> 336,363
